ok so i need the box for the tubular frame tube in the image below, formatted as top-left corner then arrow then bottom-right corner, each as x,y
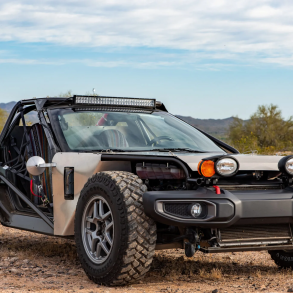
0,175 -> 54,229
201,244 -> 293,253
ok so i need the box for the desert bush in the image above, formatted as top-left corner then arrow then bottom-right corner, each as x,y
228,104 -> 293,154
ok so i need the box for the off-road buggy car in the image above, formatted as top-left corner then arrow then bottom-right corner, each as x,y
1,96 -> 293,286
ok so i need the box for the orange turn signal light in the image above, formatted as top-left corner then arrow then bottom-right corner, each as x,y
198,160 -> 216,177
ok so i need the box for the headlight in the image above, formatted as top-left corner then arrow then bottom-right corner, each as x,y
279,156 -> 293,176
190,203 -> 202,218
286,158 -> 293,175
216,158 -> 238,176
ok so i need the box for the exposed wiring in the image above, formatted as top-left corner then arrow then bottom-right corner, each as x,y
30,180 -> 42,198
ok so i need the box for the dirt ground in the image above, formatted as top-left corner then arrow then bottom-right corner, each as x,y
1,225 -> 293,293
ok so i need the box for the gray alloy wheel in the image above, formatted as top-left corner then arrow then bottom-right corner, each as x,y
81,195 -> 114,264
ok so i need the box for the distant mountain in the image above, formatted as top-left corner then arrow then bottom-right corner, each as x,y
0,101 -> 16,112
176,115 -> 235,140
0,101 -> 234,139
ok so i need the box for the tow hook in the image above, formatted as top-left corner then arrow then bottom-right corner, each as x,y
184,228 -> 201,257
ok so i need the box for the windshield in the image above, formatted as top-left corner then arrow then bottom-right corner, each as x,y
49,108 -> 224,153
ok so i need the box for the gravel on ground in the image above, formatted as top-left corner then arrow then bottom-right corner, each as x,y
1,224 -> 293,293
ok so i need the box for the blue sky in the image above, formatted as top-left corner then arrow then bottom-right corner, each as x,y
0,0 -> 293,119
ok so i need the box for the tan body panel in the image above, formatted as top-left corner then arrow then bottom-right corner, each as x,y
52,152 -> 131,236
177,154 -> 283,172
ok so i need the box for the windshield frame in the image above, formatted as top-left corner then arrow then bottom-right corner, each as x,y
47,106 -> 227,154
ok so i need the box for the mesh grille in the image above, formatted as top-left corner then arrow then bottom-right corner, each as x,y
220,224 -> 291,242
164,203 -> 191,218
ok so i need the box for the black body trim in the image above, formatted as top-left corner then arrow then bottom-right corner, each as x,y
143,187 -> 293,228
101,154 -> 191,181
1,213 -> 54,235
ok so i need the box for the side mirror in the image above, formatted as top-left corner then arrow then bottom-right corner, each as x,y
26,156 -> 57,176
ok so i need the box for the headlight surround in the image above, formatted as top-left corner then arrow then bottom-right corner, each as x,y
215,157 -> 238,177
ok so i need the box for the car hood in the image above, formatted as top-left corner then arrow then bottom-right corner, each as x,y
106,151 -> 283,172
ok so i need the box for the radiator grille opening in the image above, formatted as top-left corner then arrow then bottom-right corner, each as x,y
218,184 -> 282,191
219,224 -> 292,247
164,203 -> 191,218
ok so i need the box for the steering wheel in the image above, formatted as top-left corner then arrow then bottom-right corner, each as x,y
148,136 -> 174,146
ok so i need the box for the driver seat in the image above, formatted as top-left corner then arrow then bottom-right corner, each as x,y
98,129 -> 129,148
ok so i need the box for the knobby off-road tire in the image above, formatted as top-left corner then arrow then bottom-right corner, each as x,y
269,250 -> 293,269
74,171 -> 157,286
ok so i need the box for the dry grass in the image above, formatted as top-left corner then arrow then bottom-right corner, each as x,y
198,268 -> 222,280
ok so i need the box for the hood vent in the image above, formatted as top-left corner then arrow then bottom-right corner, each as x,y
136,163 -> 185,180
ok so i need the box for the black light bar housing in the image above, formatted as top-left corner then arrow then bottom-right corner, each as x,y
73,95 -> 156,109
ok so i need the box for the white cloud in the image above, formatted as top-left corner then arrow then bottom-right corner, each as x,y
1,0 -> 293,66
0,57 -> 181,69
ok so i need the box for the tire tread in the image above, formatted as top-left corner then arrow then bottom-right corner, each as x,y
74,171 -> 156,286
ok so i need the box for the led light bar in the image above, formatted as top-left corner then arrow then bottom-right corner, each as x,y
74,95 -> 155,108
76,107 -> 152,113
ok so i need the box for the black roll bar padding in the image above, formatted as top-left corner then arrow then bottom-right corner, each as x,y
0,101 -> 21,145
0,174 -> 54,229
101,154 -> 191,180
35,100 -> 59,156
19,105 -> 34,160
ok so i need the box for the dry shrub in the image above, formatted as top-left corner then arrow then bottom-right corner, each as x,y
210,268 -> 223,279
199,268 -> 222,280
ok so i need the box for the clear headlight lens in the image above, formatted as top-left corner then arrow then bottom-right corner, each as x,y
285,158 -> 293,175
216,158 -> 237,176
190,203 -> 202,218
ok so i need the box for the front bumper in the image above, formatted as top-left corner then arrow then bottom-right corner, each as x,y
143,187 -> 293,228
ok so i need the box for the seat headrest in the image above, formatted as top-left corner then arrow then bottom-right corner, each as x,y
98,129 -> 129,148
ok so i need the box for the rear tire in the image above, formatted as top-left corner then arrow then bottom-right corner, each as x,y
269,250 -> 293,269
74,171 -> 157,286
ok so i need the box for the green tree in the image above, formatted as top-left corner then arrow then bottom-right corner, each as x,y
58,90 -> 101,127
228,104 -> 293,154
0,108 -> 8,133
59,90 -> 73,98
58,90 -> 98,98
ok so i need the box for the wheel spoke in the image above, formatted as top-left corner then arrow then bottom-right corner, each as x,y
85,228 -> 93,235
100,241 -> 110,255
90,235 -> 101,253
86,216 -> 94,223
101,211 -> 111,220
99,199 -> 104,217
105,221 -> 113,232
96,242 -> 102,258
93,201 -> 99,219
105,232 -> 113,246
